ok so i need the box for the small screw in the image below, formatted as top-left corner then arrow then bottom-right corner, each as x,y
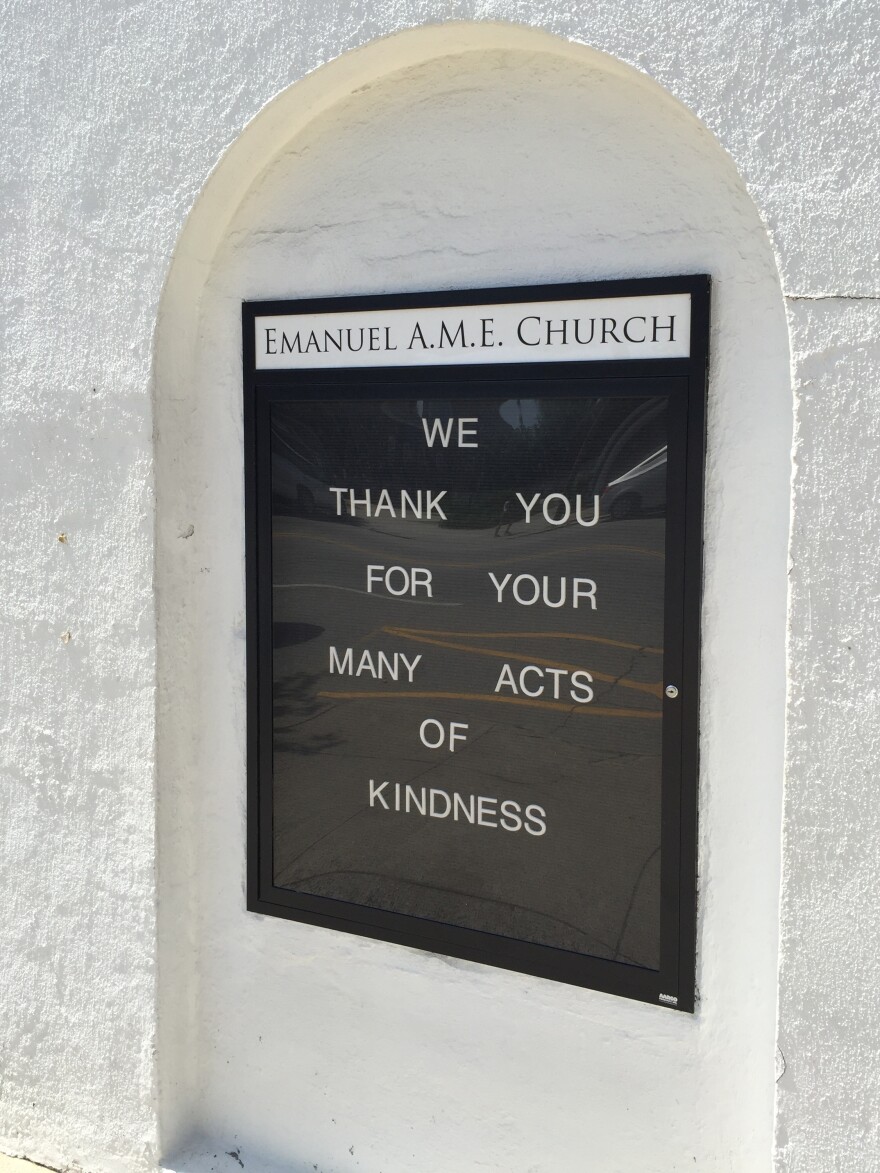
665,684 -> 679,698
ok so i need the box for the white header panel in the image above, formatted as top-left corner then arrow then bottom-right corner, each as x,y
254,293 -> 691,369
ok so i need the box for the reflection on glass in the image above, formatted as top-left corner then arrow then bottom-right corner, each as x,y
270,392 -> 667,970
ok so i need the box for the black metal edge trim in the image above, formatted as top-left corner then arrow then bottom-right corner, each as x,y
242,282 -> 708,1014
246,892 -> 684,1010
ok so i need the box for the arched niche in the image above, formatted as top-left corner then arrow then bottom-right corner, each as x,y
155,24 -> 790,1171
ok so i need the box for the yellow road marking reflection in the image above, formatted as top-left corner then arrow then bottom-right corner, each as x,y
274,528 -> 664,565
382,626 -> 661,699
317,690 -> 660,720
385,625 -> 663,656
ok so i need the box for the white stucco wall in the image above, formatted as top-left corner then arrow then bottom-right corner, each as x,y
776,298 -> 880,1171
0,5 -> 877,1173
156,38 -> 790,1173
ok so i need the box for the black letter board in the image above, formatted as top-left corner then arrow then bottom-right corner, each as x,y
244,276 -> 708,1010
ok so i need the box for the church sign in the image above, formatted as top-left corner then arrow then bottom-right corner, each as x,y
243,276 -> 708,1010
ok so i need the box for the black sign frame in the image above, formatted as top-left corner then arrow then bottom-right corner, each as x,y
243,275 -> 708,1012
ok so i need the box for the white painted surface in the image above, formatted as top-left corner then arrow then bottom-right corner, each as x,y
0,7 -> 875,1173
0,1155 -> 47,1173
776,298 -> 880,1172
157,40 -> 788,1173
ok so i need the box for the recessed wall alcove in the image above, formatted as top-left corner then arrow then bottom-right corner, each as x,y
154,23 -> 791,1172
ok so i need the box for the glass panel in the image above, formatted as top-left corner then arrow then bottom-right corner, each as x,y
270,390 -> 666,970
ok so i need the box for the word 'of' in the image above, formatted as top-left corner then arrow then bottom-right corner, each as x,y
369,780 -> 547,836
420,718 -> 468,752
